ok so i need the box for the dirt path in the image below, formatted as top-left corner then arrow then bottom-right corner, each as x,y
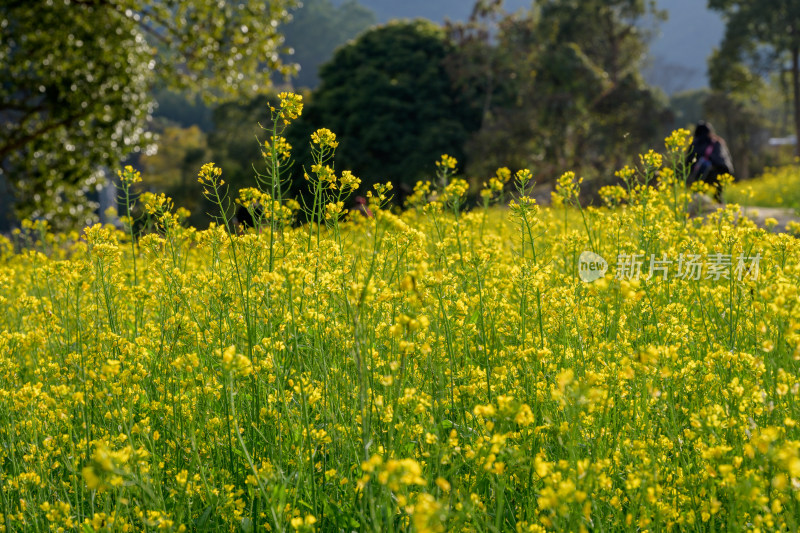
737,206 -> 800,233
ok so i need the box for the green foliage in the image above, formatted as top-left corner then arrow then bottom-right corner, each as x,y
141,126 -> 210,191
447,0 -> 669,184
725,164 -> 800,210
669,88 -> 712,131
708,0 -> 800,155
5,119 -> 800,530
708,0 -> 800,74
138,124 -> 210,225
282,0 -> 376,89
288,20 -> 482,193
150,91 -> 307,228
703,91 -> 770,180
208,94 -> 281,203
0,0 -> 297,228
533,0 -> 669,178
670,81 -> 790,179
151,87 -> 214,132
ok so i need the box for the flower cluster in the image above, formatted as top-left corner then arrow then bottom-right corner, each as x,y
1,129 -> 799,532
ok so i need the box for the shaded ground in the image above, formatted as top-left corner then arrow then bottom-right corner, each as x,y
533,185 -> 800,234
691,196 -> 800,233
738,206 -> 800,233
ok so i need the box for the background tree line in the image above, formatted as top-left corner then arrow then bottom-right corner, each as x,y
1,0 -> 796,231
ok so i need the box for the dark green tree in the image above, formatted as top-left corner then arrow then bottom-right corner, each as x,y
703,91 -> 768,179
708,0 -> 800,156
443,0 -> 531,176
208,94 -> 276,197
288,20 -> 482,193
138,123 -> 211,226
282,0 -> 376,89
669,88 -> 712,131
535,0 -> 667,176
446,0 -> 668,184
0,0 -> 297,228
151,87 -> 214,132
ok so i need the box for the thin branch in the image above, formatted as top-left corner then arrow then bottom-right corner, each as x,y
0,111 -> 87,161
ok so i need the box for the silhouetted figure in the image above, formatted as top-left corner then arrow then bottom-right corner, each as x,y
234,203 -> 263,233
396,182 -> 413,210
686,121 -> 734,201
353,196 -> 373,218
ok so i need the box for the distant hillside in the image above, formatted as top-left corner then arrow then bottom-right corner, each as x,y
333,0 -> 724,92
644,0 -> 725,94
331,0 -> 488,24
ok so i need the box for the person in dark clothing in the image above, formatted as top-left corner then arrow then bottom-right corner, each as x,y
234,202 -> 263,233
352,196 -> 373,218
685,121 -> 734,201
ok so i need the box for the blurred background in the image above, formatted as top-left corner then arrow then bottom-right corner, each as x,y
1,0 -> 797,231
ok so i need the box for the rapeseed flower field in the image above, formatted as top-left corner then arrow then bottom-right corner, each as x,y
725,163 -> 800,212
1,95 -> 800,532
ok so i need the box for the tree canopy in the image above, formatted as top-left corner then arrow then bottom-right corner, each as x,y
0,0 -> 297,228
289,20 -> 481,193
282,0 -> 376,89
447,0 -> 668,182
708,0 -> 800,156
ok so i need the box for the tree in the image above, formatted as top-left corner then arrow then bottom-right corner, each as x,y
0,0 -> 297,228
288,20 -> 482,192
446,0 -> 668,183
281,0 -> 376,89
669,88 -> 712,131
138,124 -> 210,225
703,91 -> 769,179
151,87 -> 214,132
443,1 -> 530,175
708,0 -> 800,156
208,94 -> 277,200
532,0 -> 667,179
